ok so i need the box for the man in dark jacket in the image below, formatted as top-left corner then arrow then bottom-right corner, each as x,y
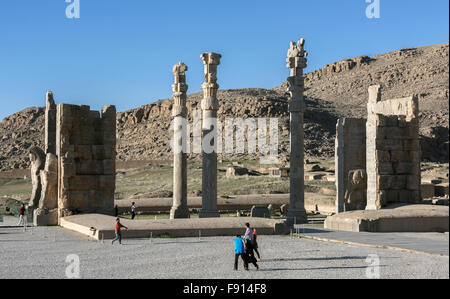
244,235 -> 259,270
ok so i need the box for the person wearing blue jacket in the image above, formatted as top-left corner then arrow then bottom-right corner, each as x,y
234,235 -> 248,270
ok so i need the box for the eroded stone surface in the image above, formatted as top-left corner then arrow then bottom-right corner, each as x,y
286,38 -> 308,225
366,85 -> 421,210
171,62 -> 190,219
56,104 -> 116,219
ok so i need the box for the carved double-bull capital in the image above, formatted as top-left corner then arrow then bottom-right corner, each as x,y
286,38 -> 307,113
172,62 -> 188,117
200,52 -> 221,110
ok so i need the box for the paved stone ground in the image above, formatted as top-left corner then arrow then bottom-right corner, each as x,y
0,224 -> 448,279
295,225 -> 450,256
0,215 -> 32,227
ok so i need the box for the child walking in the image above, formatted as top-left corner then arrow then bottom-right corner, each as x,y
112,218 -> 128,245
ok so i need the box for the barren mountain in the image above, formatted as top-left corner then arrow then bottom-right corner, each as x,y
0,43 -> 448,171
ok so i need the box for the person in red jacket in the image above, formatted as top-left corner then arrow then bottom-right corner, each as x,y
252,228 -> 261,261
17,204 -> 26,226
111,218 -> 128,245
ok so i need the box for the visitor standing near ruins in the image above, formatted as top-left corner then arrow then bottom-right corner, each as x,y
17,204 -> 26,226
233,235 -> 248,271
244,223 -> 253,239
243,223 -> 259,270
131,202 -> 136,220
252,228 -> 261,261
112,218 -> 128,245
244,237 -> 259,270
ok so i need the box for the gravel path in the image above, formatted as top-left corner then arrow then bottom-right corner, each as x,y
0,226 -> 448,279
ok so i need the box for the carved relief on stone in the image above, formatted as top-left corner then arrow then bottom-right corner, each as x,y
28,146 -> 46,208
200,52 -> 221,109
344,169 -> 367,210
38,153 -> 58,210
46,91 -> 56,110
286,38 -> 307,113
172,62 -> 188,117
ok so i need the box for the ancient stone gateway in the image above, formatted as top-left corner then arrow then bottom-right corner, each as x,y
334,86 -> 421,212
199,52 -> 222,218
366,85 -> 421,210
286,38 -> 308,225
31,91 -> 117,225
335,118 -> 367,213
170,62 -> 190,219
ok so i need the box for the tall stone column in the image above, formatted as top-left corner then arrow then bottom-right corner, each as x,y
170,62 -> 190,219
45,91 -> 57,155
286,38 -> 308,225
199,52 -> 221,218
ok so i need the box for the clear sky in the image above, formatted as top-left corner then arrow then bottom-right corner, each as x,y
0,0 -> 448,121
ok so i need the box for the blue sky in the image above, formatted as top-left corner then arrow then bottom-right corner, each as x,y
0,0 -> 448,120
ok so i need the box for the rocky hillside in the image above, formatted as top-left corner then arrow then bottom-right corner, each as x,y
0,43 -> 448,171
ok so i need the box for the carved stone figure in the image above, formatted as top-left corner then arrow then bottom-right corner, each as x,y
344,169 -> 367,210
28,146 -> 46,209
38,153 -> 58,210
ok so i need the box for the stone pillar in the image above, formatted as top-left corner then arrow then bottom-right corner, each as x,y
335,118 -> 367,213
45,91 -> 57,155
366,85 -> 382,210
335,119 -> 345,213
170,62 -> 190,219
199,52 -> 221,218
286,39 -> 308,225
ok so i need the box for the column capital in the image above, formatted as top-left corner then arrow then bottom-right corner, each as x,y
200,52 -> 221,111
172,62 -> 188,117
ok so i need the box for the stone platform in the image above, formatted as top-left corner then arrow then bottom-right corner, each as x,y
60,214 -> 290,240
324,204 -> 449,232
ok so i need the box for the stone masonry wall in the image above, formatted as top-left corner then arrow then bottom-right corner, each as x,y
56,104 -> 116,218
366,85 -> 421,210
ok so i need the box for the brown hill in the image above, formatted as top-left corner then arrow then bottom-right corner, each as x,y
0,43 -> 448,171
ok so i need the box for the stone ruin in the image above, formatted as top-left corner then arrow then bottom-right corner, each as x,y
366,85 -> 421,210
335,85 -> 421,212
335,118 -> 367,212
30,91 -> 116,226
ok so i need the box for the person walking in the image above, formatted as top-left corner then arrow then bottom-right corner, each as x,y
243,223 -> 258,270
234,235 -> 248,271
131,202 -> 136,220
17,204 -> 26,226
111,218 -> 128,245
252,227 -> 261,261
244,222 -> 253,240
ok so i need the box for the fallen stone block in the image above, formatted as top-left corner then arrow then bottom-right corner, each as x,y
421,183 -> 435,199
226,166 -> 248,178
435,184 -> 449,198
251,205 -> 270,218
